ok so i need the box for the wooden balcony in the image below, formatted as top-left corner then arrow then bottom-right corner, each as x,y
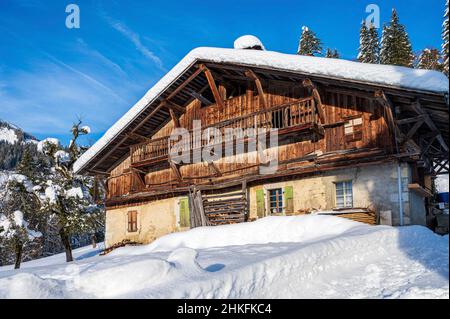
130,97 -> 322,168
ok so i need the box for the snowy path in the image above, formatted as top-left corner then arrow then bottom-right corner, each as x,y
0,216 -> 448,299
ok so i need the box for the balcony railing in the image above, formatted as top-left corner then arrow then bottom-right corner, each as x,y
130,97 -> 318,167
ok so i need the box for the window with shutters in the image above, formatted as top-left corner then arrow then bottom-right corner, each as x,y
268,188 -> 283,214
335,181 -> 353,208
344,117 -> 363,142
127,211 -> 138,232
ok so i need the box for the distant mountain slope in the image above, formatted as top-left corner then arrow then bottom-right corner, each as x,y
0,120 -> 39,170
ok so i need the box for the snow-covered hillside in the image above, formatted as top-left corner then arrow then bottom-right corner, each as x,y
0,216 -> 447,299
0,120 -> 38,145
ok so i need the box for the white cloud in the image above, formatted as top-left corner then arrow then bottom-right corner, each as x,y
104,15 -> 165,71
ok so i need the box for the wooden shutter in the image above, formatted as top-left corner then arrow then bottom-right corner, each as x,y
128,211 -> 138,232
179,197 -> 190,228
256,189 -> 265,218
284,186 -> 294,214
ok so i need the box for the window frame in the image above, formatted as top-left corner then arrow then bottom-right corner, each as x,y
344,116 -> 363,142
127,210 -> 138,233
334,181 -> 353,209
268,188 -> 284,214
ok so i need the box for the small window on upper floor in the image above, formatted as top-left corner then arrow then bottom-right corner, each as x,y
344,117 -> 363,142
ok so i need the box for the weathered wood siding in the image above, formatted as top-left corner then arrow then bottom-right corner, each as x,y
107,83 -> 392,199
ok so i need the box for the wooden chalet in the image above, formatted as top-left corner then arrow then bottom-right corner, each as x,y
74,39 -> 449,247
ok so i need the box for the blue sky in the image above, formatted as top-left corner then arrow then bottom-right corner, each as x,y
0,0 -> 446,145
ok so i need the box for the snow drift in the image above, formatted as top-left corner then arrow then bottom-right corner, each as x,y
0,216 -> 448,299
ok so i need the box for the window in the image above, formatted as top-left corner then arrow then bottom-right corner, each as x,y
335,181 -> 353,208
127,211 -> 138,232
344,117 -> 363,142
269,188 -> 283,214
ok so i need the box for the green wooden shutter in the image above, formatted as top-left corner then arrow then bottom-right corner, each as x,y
179,197 -> 190,228
284,186 -> 294,214
256,189 -> 265,218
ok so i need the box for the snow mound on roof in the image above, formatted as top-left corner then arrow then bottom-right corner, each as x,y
234,35 -> 265,50
73,47 -> 449,174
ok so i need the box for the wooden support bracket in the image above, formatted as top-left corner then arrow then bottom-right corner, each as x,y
245,69 -> 268,109
302,78 -> 326,124
199,64 -> 225,109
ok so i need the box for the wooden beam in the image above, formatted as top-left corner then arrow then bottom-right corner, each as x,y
397,115 -> 425,125
187,88 -> 213,105
169,108 -> 180,128
92,102 -> 165,169
302,78 -> 326,124
207,161 -> 222,177
245,69 -> 267,109
164,100 -> 185,114
199,64 -> 225,109
403,119 -> 424,143
126,132 -> 151,142
167,66 -> 203,101
410,101 -> 449,152
374,90 -> 403,145
169,161 -> 182,181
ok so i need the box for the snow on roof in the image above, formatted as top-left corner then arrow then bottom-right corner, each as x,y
74,47 -> 449,174
233,35 -> 266,50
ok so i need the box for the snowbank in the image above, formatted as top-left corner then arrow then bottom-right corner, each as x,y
0,216 -> 447,299
113,215 -> 365,255
73,46 -> 448,174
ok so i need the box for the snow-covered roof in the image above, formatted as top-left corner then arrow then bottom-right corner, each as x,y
74,47 -> 449,174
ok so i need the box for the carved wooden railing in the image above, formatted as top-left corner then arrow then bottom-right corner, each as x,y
130,97 -> 318,166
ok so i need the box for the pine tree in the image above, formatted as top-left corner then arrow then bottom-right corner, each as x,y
380,9 -> 414,67
442,0 -> 449,76
16,149 -> 34,178
325,48 -> 340,58
358,21 -> 370,62
417,48 -> 442,71
358,22 -> 380,64
297,26 -> 322,56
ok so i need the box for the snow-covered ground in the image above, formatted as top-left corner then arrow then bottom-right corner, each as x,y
0,216 -> 448,299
